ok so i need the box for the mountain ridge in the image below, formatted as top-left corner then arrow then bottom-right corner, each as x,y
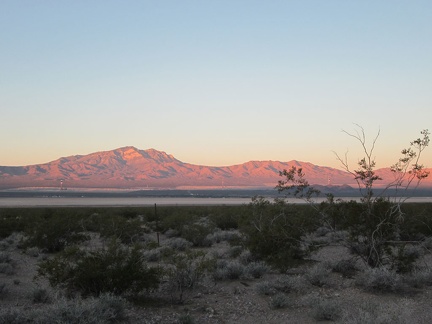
0,147 -> 431,190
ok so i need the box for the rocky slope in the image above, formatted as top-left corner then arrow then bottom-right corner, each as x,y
0,146 -> 430,190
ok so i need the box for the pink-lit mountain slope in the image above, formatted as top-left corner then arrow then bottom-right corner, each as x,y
0,147 -> 431,189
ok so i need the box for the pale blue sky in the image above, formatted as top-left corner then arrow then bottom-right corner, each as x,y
1,1 -> 431,169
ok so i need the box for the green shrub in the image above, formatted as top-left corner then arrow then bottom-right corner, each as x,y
240,197 -> 319,271
37,240 -> 161,297
24,212 -> 88,253
85,213 -> 144,244
181,223 -> 214,247
208,209 -> 240,230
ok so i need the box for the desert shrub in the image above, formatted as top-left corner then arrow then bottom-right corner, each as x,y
26,247 -> 40,257
160,211 -> 199,234
312,298 -> 342,321
0,294 -> 128,323
32,287 -> 51,304
0,263 -> 15,275
355,267 -> 403,293
390,244 -> 424,273
0,252 -> 12,263
0,308 -> 27,324
342,300 -> 410,324
38,294 -> 128,323
164,251 -> 214,303
206,229 -> 241,244
85,213 -> 144,244
143,248 -> 162,262
164,228 -> 180,238
178,313 -> 195,324
24,212 -> 88,253
0,214 -> 26,239
404,267 -> 432,288
0,283 -> 8,299
244,261 -> 268,279
238,249 -> 254,265
330,259 -> 358,278
37,240 -> 161,297
227,245 -> 243,258
213,260 -> 245,281
166,237 -> 193,251
269,293 -> 290,309
208,210 -> 240,230
240,197 -> 319,271
255,281 -> 277,296
181,223 -> 214,247
305,263 -> 331,287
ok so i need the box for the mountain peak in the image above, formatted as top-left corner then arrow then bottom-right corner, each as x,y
1,147 -> 431,190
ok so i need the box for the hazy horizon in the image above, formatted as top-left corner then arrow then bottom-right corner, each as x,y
1,1 -> 431,169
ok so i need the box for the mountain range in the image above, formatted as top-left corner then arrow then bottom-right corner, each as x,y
0,146 -> 431,190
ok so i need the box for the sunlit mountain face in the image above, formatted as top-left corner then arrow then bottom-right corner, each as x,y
0,147 -> 431,190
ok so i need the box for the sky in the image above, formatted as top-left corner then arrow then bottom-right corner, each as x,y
1,1 -> 431,170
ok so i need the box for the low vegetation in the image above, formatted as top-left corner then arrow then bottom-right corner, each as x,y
0,129 -> 431,323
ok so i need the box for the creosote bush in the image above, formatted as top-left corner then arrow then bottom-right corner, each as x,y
37,240 -> 161,297
240,196 -> 319,271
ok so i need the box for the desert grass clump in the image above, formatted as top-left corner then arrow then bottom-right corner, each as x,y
341,300 -> 410,324
273,275 -> 306,293
35,294 -> 129,323
312,298 -> 342,321
244,261 -> 269,279
213,260 -> 245,281
269,293 -> 290,309
355,267 -> 403,293
305,263 -> 331,287
255,281 -> 277,296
